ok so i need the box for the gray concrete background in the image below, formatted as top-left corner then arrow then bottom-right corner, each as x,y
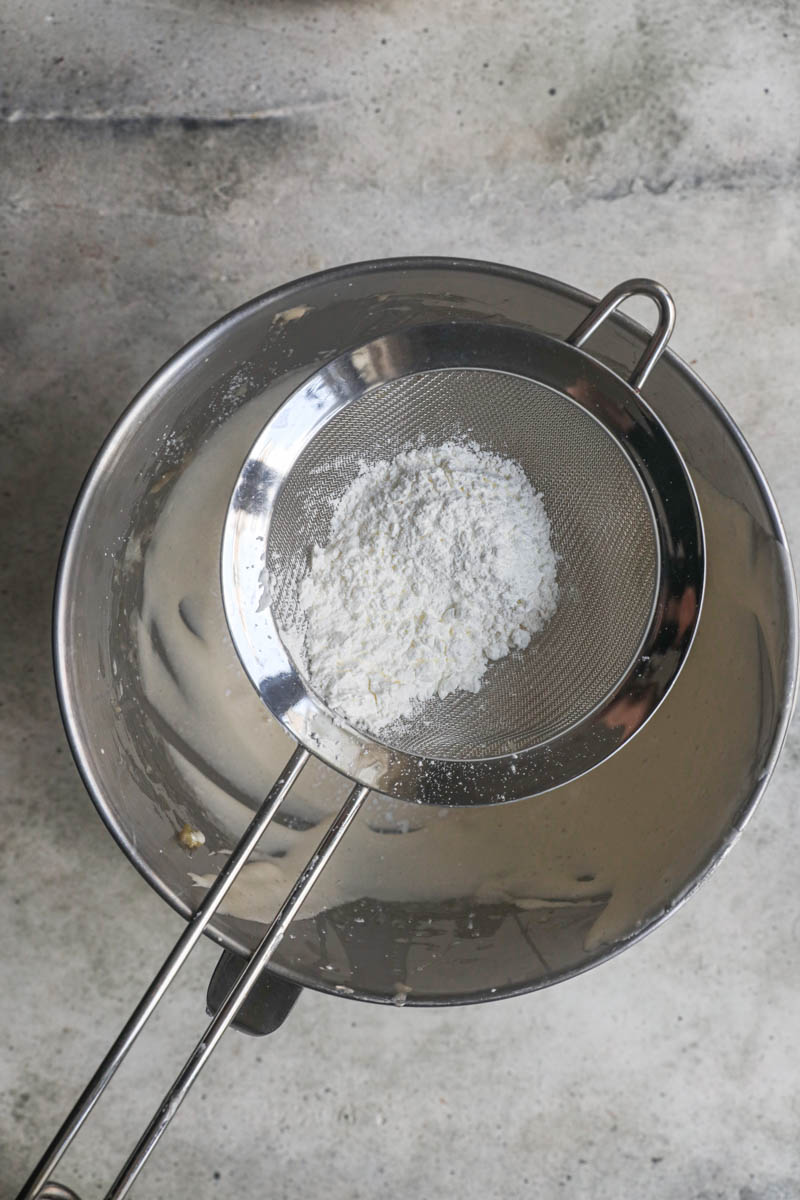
2,1 -> 800,1197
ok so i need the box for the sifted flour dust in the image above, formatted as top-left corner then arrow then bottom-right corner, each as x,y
295,440 -> 558,734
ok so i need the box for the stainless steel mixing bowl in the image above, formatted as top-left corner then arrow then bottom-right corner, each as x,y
54,257 -> 798,1006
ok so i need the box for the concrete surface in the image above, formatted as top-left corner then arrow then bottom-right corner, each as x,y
2,1 -> 800,1197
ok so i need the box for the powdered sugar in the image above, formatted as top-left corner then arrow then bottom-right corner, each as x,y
296,440 -> 558,734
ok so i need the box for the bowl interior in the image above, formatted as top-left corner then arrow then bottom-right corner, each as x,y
55,260 -> 797,1004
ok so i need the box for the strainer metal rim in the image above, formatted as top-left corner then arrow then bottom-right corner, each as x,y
223,319 -> 705,804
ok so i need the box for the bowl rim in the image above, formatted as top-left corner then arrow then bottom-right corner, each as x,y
52,255 -> 799,1006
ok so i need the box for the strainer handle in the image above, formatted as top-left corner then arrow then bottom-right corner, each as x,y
566,278 -> 676,390
102,781 -> 370,1200
15,745 -> 320,1200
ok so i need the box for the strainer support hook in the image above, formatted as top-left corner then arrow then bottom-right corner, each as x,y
567,278 -> 676,390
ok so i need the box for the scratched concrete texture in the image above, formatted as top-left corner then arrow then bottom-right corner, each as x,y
2,0 -> 800,1197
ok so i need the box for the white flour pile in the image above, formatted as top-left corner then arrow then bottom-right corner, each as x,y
296,440 -> 558,733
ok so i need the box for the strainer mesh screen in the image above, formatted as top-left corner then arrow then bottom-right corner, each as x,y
268,368 -> 658,760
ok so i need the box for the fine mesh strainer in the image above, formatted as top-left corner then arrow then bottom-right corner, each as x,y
21,278 -> 705,1200
268,367 -> 656,757
223,279 -> 704,805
